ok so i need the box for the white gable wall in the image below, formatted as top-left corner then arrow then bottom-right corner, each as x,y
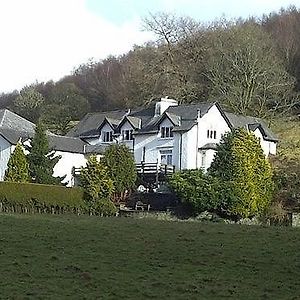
253,128 -> 277,156
53,151 -> 87,187
198,105 -> 231,148
119,120 -> 134,150
180,105 -> 230,170
0,136 -> 14,181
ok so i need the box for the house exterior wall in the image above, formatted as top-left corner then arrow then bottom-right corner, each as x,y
134,118 -> 182,168
198,105 -> 231,147
253,128 -> 277,156
180,105 -> 230,170
0,136 -> 14,181
53,151 -> 87,187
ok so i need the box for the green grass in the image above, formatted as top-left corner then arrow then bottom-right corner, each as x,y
1,214 -> 300,299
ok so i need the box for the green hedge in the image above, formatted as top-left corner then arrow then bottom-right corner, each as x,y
0,182 -> 85,214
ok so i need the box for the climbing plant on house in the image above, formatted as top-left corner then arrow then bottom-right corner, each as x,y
208,128 -> 274,218
4,142 -> 29,183
102,144 -> 137,203
26,121 -> 64,185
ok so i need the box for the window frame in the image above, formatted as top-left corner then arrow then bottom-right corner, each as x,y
102,131 -> 113,142
160,126 -> 174,138
160,149 -> 173,165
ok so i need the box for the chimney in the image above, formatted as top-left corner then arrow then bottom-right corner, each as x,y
155,96 -> 178,116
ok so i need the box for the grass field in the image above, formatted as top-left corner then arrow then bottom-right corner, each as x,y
0,214 -> 300,299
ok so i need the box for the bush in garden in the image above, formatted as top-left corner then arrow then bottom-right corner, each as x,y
0,181 -> 84,213
102,144 -> 137,203
208,128 -> 274,218
169,169 -> 220,213
95,199 -> 118,216
80,155 -> 115,214
4,142 -> 29,183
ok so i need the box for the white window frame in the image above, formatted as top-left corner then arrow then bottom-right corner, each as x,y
160,149 -> 173,165
122,129 -> 133,141
161,126 -> 173,138
103,131 -> 113,142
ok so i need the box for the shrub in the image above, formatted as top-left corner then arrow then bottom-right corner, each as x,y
95,199 -> 118,216
0,181 -> 84,213
169,169 -> 220,213
208,128 -> 274,218
102,144 -> 137,203
4,142 -> 29,183
80,155 -> 114,214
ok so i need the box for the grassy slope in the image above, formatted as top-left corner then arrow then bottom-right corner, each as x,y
271,116 -> 300,161
1,214 -> 300,299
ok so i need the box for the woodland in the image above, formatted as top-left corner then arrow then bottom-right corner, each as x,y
0,6 -> 299,134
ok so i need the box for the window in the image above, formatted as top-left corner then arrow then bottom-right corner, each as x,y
122,129 -> 133,141
207,130 -> 217,140
103,131 -> 113,142
160,149 -> 173,165
161,126 -> 173,138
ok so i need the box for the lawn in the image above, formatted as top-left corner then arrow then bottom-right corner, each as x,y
0,214 -> 300,299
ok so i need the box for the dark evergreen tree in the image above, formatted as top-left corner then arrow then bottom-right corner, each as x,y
27,121 -> 64,185
102,144 -> 137,203
4,142 -> 29,183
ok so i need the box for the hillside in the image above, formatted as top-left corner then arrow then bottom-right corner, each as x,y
1,214 -> 300,299
271,116 -> 300,161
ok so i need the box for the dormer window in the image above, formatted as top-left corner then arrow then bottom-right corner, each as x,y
122,129 -> 133,141
103,131 -> 113,142
207,130 -> 217,139
161,126 -> 173,138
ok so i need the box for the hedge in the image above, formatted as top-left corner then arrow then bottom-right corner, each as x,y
0,182 -> 85,214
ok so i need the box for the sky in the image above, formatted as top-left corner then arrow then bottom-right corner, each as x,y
0,0 -> 298,93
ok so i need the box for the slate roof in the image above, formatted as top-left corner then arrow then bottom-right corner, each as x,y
66,101 -> 278,143
0,128 -> 33,144
0,109 -> 103,154
67,110 -> 128,138
0,109 -> 36,133
47,134 -> 88,154
224,112 -> 278,142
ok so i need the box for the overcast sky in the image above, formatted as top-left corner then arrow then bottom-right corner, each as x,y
0,0 -> 298,93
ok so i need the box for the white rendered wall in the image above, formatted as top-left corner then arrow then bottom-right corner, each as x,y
53,151 -> 87,187
180,105 -> 231,170
253,128 -> 277,156
134,118 -> 181,168
0,136 -> 14,181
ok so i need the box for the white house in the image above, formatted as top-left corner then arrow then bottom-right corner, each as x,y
0,109 -> 105,186
68,97 -> 278,172
0,99 -> 277,187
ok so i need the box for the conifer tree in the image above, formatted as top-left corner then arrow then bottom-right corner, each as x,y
27,121 -> 64,185
208,128 -> 274,218
102,144 -> 137,203
80,155 -> 115,214
4,142 -> 29,183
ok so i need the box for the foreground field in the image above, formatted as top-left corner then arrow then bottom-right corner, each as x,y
0,214 -> 300,299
